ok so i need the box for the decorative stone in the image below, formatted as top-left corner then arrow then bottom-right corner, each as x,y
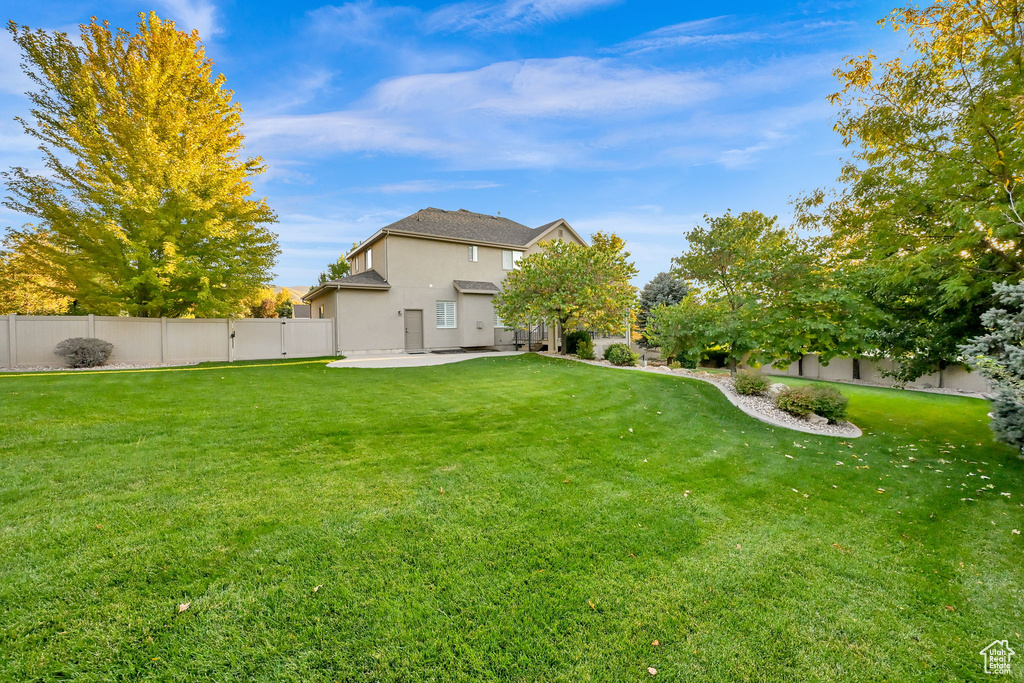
768,383 -> 788,396
805,412 -> 829,426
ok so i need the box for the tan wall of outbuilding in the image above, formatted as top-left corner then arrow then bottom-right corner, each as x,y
761,354 -> 992,394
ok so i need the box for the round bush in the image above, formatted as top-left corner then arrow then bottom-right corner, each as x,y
565,330 -> 590,355
54,337 -> 114,368
774,385 -> 848,422
576,336 -> 595,360
604,343 -> 638,367
733,369 -> 770,396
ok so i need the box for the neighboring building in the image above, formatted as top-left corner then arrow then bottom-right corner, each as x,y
303,207 -> 586,355
274,286 -> 311,318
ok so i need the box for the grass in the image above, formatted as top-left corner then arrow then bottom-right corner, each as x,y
0,354 -> 1021,681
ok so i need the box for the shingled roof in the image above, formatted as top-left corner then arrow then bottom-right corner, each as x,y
302,268 -> 390,301
380,208 -> 557,247
330,269 -> 390,289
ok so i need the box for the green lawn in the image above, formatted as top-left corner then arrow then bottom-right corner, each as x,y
1,354 -> 1021,681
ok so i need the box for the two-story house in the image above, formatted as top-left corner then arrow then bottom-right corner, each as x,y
302,207 -> 587,355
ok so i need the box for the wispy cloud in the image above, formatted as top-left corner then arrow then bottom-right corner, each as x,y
613,16 -> 766,54
371,57 -> 717,117
426,0 -> 619,34
246,50 -> 837,172
308,2 -> 416,45
357,179 -> 502,193
155,0 -> 222,40
246,56 -> 725,170
610,15 -> 857,55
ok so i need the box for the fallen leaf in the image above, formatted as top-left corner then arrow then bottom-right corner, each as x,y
652,640 -> 660,646
944,605 -> 955,612
648,667 -> 658,676
588,600 -> 596,611
312,584 -> 323,593
177,602 -> 191,614
440,487 -> 444,495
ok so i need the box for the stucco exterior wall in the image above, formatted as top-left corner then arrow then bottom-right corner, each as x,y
762,354 -> 992,394
310,223 -> 587,354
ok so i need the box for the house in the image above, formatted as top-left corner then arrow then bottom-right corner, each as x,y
302,207 -> 586,355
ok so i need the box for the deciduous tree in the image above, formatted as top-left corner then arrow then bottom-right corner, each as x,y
818,0 -> 1024,380
3,13 -> 279,318
316,256 -> 351,286
494,234 -> 638,354
661,210 -> 867,373
0,227 -> 72,315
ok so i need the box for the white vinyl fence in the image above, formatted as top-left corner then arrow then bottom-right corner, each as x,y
1,314 -> 334,368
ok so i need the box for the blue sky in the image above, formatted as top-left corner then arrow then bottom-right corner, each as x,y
0,0 -> 906,287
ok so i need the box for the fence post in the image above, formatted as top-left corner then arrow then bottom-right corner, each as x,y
160,317 -> 168,364
280,319 -> 287,357
6,314 -> 14,368
88,313 -> 95,338
228,319 -> 235,363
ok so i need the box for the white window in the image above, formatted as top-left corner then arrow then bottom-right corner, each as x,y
318,306 -> 324,319
365,248 -> 372,270
352,256 -> 359,272
493,310 -> 507,328
502,249 -> 523,270
468,245 -> 478,262
436,301 -> 456,328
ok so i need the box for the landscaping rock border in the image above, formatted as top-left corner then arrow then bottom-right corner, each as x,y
549,354 -> 862,438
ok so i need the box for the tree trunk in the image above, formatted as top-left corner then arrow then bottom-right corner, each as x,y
559,319 -> 568,355
728,356 -> 737,376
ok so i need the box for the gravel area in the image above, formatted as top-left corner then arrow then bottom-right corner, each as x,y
550,354 -> 862,438
0,361 -> 200,373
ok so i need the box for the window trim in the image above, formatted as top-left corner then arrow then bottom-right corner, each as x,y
365,248 -> 372,270
436,301 -> 456,329
502,249 -> 523,270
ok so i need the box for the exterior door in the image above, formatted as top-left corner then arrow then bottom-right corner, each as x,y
404,309 -> 423,350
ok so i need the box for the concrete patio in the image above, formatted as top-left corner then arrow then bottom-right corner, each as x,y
327,351 -> 524,369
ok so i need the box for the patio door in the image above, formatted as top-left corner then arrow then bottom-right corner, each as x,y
404,309 -> 423,350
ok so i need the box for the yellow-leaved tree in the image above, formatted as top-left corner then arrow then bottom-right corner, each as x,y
2,13 -> 280,317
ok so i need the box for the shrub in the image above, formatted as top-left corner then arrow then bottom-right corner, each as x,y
576,336 -> 595,360
774,385 -> 849,422
668,361 -> 682,370
54,337 -> 113,368
604,342 -> 638,366
565,330 -> 590,355
733,369 -> 770,396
